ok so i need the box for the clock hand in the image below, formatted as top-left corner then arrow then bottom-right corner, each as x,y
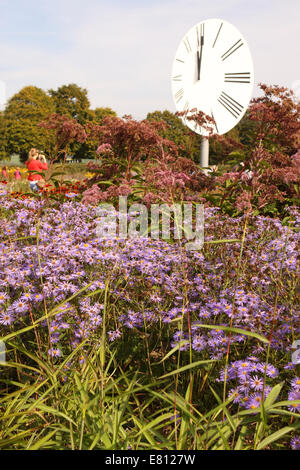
197,25 -> 204,80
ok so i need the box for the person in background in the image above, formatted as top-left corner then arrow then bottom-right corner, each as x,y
14,167 -> 21,180
25,148 -> 48,192
1,166 -> 7,181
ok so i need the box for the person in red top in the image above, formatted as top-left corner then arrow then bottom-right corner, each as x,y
1,166 -> 7,181
25,148 -> 48,191
14,167 -> 21,180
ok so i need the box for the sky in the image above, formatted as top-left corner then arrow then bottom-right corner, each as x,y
0,0 -> 299,119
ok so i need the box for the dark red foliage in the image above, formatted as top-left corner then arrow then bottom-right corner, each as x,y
85,114 -> 178,179
39,113 -> 87,162
248,84 -> 300,152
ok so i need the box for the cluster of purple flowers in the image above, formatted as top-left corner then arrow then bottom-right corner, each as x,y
1,197 -> 299,346
288,377 -> 300,413
0,195 -> 299,442
217,357 -> 280,409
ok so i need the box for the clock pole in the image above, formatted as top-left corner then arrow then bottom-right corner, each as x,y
200,137 -> 209,168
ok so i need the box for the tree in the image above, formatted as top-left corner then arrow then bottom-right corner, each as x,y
79,107 -> 118,160
48,83 -> 91,125
49,85 -> 117,160
237,111 -> 259,149
87,114 -> 177,180
39,113 -> 87,162
4,86 -> 55,161
213,84 -> 300,216
93,107 -> 117,123
0,111 -> 8,160
146,109 -> 241,166
247,84 -> 300,154
146,110 -> 201,161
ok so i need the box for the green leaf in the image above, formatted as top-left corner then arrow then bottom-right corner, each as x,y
27,429 -> 58,450
193,324 -> 269,344
257,424 -> 300,450
263,382 -> 284,409
158,340 -> 189,363
160,360 -> 216,378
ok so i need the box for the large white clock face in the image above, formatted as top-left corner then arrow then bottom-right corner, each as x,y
171,19 -> 254,136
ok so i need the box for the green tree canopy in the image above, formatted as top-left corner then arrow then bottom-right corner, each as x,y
236,111 -> 259,149
49,83 -> 91,125
146,110 -> 201,161
4,86 -> 55,161
48,85 -> 117,160
78,107 -> 118,160
0,111 -> 8,160
146,110 -> 241,165
92,107 -> 117,123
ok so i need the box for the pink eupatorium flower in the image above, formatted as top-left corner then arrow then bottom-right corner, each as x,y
96,143 -> 113,155
82,184 -> 105,205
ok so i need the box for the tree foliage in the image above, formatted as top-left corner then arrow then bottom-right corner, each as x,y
4,86 -> 55,161
209,84 -> 300,216
86,114 -> 178,179
146,110 -> 201,161
39,113 -> 87,162
48,85 -> 117,160
247,83 -> 300,154
92,107 -> 117,123
146,109 -> 242,165
0,111 -> 8,160
48,83 -> 91,125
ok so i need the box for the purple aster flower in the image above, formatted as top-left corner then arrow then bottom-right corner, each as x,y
247,394 -> 262,410
264,364 -> 279,378
49,333 -> 60,344
229,388 -> 243,404
20,292 -> 33,302
0,310 -> 15,325
236,361 -> 252,379
287,391 -> 300,413
0,292 -> 9,304
191,334 -> 207,352
79,355 -> 86,365
291,436 -> 300,450
249,375 -> 264,391
291,377 -> 300,391
170,412 -> 182,423
11,299 -> 29,314
48,348 -> 62,358
32,293 -> 44,303
107,329 -> 122,342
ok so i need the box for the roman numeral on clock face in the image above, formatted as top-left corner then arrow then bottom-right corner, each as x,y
183,36 -> 192,53
174,88 -> 184,103
225,72 -> 251,83
172,74 -> 182,81
211,110 -> 219,133
212,22 -> 223,48
183,101 -> 189,112
218,91 -> 243,118
221,39 -> 243,61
